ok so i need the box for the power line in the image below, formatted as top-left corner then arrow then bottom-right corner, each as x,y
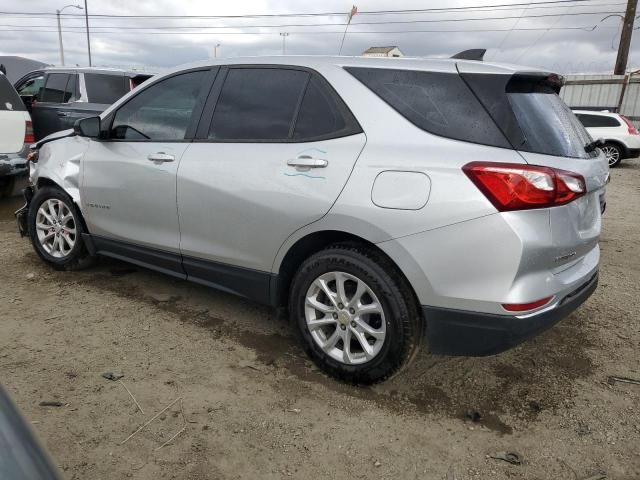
0,9 -> 624,32
0,0 -> 624,19
0,25 -> 615,36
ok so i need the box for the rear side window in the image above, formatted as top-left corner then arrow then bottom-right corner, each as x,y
209,68 -> 308,141
293,75 -> 358,140
576,113 -> 621,128
111,70 -> 208,141
40,73 -> 70,103
345,67 -> 510,148
0,74 -> 25,111
85,73 -> 128,104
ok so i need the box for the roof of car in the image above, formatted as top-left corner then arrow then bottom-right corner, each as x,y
572,109 -> 619,117
41,66 -> 153,77
162,55 -> 552,77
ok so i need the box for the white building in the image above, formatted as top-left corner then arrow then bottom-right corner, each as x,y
362,46 -> 404,58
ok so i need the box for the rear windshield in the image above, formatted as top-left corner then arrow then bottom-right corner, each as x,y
85,73 -> 128,104
0,74 -> 26,112
462,73 -> 595,159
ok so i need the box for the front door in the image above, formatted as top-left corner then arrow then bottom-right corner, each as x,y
81,69 -> 213,269
177,67 -> 366,299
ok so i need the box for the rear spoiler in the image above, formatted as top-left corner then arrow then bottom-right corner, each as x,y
451,49 -> 486,61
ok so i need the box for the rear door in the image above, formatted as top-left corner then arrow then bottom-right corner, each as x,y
177,66 -> 365,296
0,74 -> 28,154
459,66 -> 609,271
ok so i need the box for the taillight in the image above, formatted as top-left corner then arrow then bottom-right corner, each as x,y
462,162 -> 586,211
24,120 -> 35,144
502,296 -> 552,312
620,115 -> 638,135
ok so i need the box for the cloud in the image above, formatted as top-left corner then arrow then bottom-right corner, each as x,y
0,0 -> 636,73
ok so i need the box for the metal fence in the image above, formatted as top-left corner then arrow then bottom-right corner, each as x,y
560,73 -> 640,124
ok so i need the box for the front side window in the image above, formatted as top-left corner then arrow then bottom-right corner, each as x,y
110,70 -> 208,141
209,68 -> 308,141
16,74 -> 44,97
85,73 -> 128,104
40,73 -> 70,103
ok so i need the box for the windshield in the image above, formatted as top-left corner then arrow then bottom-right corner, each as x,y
0,74 -> 25,111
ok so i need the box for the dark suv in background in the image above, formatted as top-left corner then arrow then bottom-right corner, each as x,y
13,67 -> 152,140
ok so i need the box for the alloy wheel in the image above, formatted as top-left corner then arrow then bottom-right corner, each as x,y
602,145 -> 620,166
304,271 -> 386,365
35,199 -> 76,258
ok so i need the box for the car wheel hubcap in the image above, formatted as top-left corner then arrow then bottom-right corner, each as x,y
35,199 -> 76,258
602,146 -> 620,166
304,271 -> 386,365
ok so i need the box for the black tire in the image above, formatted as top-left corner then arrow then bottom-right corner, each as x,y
28,186 -> 94,271
289,243 -> 422,384
603,142 -> 622,167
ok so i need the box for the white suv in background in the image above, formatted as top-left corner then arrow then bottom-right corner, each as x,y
574,109 -> 640,167
0,72 -> 32,197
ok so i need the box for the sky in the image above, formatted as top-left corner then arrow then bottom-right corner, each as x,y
0,0 -> 638,74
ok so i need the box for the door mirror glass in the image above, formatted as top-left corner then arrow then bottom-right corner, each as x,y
74,116 -> 101,138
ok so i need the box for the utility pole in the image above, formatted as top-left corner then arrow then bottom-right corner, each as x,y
614,0 -> 637,75
56,4 -> 83,66
279,32 -> 289,55
84,0 -> 92,66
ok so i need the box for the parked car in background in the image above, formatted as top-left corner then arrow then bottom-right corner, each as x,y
16,57 -> 607,384
573,109 -> 640,167
0,72 -> 32,197
13,68 -> 152,140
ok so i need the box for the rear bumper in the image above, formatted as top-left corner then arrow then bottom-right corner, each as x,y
624,147 -> 640,159
0,145 -> 30,178
424,271 -> 598,356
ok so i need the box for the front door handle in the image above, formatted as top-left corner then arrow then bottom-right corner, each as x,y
147,152 -> 175,163
287,155 -> 328,168
57,111 -> 69,117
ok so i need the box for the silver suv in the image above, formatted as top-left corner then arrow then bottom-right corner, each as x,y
16,57 -> 608,384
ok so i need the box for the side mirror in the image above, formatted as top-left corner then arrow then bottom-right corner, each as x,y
73,116 -> 101,138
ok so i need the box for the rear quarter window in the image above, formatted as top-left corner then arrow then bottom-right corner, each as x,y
576,113 -> 621,128
85,73 -> 128,104
0,74 -> 25,111
345,67 -> 510,148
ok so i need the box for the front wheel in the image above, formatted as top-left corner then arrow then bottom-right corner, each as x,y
602,143 -> 622,167
28,186 -> 94,271
289,244 -> 422,384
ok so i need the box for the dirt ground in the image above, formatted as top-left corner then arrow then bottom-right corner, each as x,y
1,162 -> 639,480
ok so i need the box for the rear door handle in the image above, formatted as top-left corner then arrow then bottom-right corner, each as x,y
287,155 -> 328,168
57,111 -> 69,117
147,153 -> 175,163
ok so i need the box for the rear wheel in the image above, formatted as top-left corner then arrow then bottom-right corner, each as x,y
289,244 -> 422,384
602,143 -> 622,167
28,186 -> 94,271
